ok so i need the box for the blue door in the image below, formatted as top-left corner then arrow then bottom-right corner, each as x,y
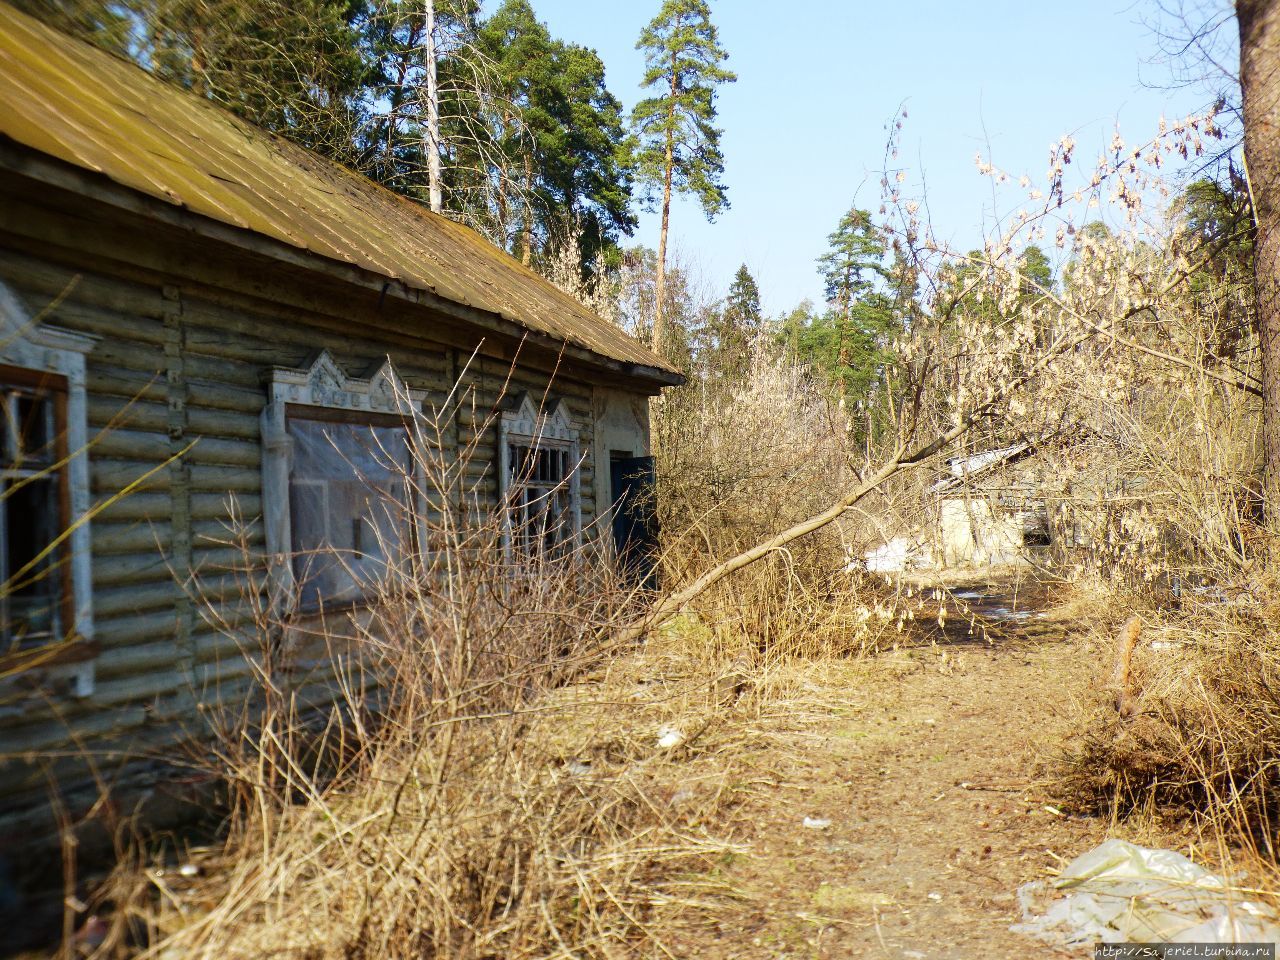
609,455 -> 658,587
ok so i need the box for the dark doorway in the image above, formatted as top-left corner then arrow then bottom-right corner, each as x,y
609,453 -> 658,587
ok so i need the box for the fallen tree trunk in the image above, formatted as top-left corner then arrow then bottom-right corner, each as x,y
618,328 -> 1091,646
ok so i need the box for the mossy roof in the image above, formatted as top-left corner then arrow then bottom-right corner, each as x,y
0,3 -> 677,379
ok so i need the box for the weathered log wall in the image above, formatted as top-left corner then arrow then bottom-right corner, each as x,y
0,177 -> 645,848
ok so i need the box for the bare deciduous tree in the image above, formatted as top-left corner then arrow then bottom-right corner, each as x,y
364,0 -> 534,245
423,0 -> 442,213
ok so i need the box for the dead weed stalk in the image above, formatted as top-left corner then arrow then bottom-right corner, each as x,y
82,381 -> 750,960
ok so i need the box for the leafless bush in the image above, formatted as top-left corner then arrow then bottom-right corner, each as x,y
837,99 -> 1280,855
1055,583 -> 1280,839
1021,225 -> 1262,594
654,344 -> 898,659
925,106 -> 1280,850
74,377 -> 745,959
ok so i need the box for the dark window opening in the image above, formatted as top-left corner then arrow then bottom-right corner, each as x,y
506,441 -> 574,556
610,455 -> 658,587
0,371 -> 70,652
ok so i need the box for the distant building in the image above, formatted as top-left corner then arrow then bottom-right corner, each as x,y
860,442 -> 1051,573
934,443 -> 1051,568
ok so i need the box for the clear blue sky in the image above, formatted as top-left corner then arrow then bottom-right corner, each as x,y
530,0 -> 1227,314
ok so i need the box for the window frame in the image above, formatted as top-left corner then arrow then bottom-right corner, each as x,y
0,281 -> 98,697
0,366 -> 73,650
261,351 -> 428,617
498,393 -> 582,559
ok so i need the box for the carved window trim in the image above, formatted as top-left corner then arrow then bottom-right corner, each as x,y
261,351 -> 428,612
0,281 -> 98,697
498,393 -> 582,557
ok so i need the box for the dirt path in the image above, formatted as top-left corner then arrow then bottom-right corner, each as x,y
667,581 -> 1158,958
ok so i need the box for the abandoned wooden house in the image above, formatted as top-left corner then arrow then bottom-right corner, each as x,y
0,4 -> 680,851
933,443 -> 1052,568
861,443 -> 1052,573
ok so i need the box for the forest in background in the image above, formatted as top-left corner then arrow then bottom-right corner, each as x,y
14,0 -> 1254,446
0,0 -> 1007,416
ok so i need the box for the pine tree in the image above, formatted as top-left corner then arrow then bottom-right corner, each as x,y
20,0 -> 367,165
146,0 -> 366,163
784,206 -> 903,416
478,0 -> 635,271
632,0 -> 735,360
1018,245 -> 1053,298
358,1 -> 436,194
552,42 -> 636,279
817,207 -> 888,310
11,0 -> 133,53
477,0 -> 557,257
1174,176 -> 1256,359
703,263 -> 761,383
360,0 -> 519,232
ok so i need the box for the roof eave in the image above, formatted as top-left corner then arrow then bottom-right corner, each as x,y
0,138 -> 685,392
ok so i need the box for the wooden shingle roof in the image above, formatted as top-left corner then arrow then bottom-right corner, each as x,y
0,3 -> 678,381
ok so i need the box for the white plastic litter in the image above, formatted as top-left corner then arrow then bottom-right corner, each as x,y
802,816 -> 831,830
863,539 -> 911,573
989,607 -> 1033,621
655,725 -> 684,749
860,537 -> 935,573
1013,839 -> 1280,945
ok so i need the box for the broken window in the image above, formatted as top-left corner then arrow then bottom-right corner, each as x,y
0,370 -> 69,652
496,394 -> 581,560
505,441 -> 575,556
286,409 -> 412,610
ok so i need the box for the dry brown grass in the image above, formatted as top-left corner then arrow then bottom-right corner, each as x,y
654,347 -> 899,663
98,631 -> 760,959
1052,564 -> 1280,857
980,220 -> 1280,872
62,381 -> 783,960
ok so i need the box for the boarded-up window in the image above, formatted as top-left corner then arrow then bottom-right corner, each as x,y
285,410 -> 411,610
0,368 -> 69,651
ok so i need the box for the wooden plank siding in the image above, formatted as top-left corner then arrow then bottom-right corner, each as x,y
0,198 -> 640,846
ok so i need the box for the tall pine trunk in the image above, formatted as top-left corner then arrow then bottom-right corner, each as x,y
1239,0 -> 1280,507
522,152 -> 535,265
424,0 -> 443,214
654,140 -> 673,356
652,56 -> 678,360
